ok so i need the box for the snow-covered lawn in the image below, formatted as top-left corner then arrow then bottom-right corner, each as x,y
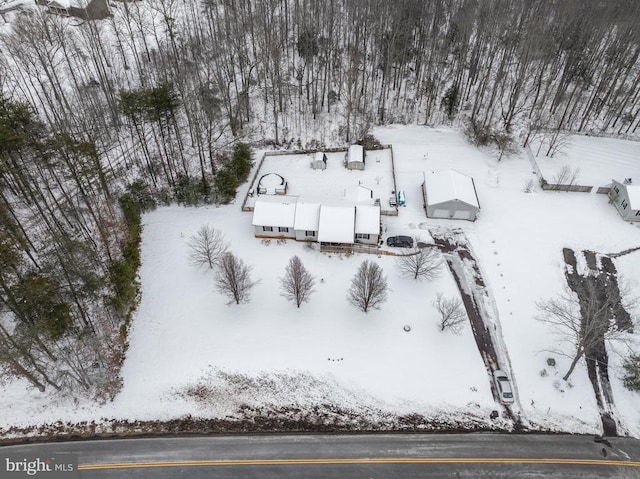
111,204 -> 493,422
1,126 -> 639,438
533,134 -> 640,188
372,126 -> 640,435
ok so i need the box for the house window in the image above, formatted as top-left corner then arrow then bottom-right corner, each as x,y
263,226 -> 273,232
614,186 -> 620,193
305,230 -> 316,237
356,233 -> 370,240
278,227 -> 289,233
636,210 -> 640,216
622,200 -> 628,209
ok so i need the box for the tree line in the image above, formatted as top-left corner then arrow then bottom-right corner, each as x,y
1,0 -> 639,190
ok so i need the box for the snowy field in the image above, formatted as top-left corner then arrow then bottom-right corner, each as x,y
533,134 -> 640,188
245,149 -> 396,214
374,126 -> 640,435
1,126 -> 639,438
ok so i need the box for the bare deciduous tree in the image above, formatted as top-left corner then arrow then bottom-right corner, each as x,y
280,255 -> 315,308
396,247 -> 442,281
491,130 -> 517,161
188,225 -> 228,269
214,252 -> 257,305
433,292 -> 466,333
552,164 -> 581,188
536,280 -> 633,381
347,260 -> 388,313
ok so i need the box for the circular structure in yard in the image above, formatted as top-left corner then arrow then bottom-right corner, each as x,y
403,325 -> 411,332
257,173 -> 287,195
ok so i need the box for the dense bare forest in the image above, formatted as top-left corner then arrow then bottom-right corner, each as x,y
0,0 -> 639,397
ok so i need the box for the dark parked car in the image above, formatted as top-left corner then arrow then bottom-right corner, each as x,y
386,235 -> 413,248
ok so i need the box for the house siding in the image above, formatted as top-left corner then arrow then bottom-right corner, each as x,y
608,180 -> 640,222
254,225 -> 296,239
355,233 -> 379,245
295,229 -> 317,241
426,199 -> 478,220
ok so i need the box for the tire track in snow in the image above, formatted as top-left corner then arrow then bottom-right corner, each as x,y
430,228 -> 522,427
562,248 -> 633,437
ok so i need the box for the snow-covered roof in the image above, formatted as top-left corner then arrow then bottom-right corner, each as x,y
355,205 -> 380,235
293,200 -> 321,231
348,144 -> 364,163
313,152 -> 325,162
344,184 -> 373,203
424,170 -> 479,208
317,205 -> 355,243
48,0 -> 81,8
625,185 -> 640,210
252,197 -> 297,227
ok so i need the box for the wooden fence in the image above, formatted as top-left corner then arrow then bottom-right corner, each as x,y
525,145 -> 545,183
241,145 -> 398,214
541,183 -> 593,192
526,145 -> 595,193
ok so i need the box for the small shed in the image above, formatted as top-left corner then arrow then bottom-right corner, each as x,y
293,199 -> 321,241
317,205 -> 355,244
355,205 -> 380,245
346,145 -> 365,170
311,152 -> 328,170
423,170 -> 480,221
608,179 -> 640,222
252,197 -> 297,238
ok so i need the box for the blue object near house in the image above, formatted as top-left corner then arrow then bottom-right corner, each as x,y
397,190 -> 406,206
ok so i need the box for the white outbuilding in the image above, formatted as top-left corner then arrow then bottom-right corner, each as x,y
346,144 -> 365,170
422,170 -> 480,221
311,152 -> 328,170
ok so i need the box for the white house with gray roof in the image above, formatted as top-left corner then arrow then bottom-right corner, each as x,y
252,197 -> 380,245
608,179 -> 640,222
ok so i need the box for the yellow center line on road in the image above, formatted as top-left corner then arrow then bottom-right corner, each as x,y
79,457 -> 640,470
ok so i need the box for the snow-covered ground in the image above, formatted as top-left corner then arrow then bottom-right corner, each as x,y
375,126 -> 640,435
533,134 -> 640,188
1,126 -> 639,438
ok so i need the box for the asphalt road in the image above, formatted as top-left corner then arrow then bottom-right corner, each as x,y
3,433 -> 640,478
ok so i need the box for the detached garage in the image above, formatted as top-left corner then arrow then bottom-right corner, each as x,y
423,170 -> 480,221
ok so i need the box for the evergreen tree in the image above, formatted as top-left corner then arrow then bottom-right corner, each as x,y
230,142 -> 252,184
